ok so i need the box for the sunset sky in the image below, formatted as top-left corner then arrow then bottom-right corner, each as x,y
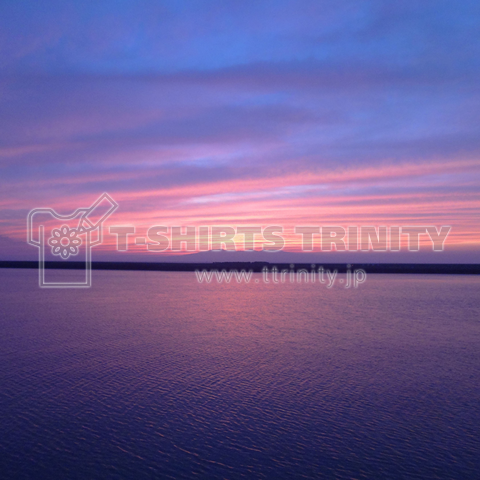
1,0 -> 479,260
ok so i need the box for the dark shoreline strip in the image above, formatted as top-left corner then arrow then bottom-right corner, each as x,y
0,261 -> 479,274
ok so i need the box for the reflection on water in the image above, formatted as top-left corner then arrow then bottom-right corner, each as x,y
1,269 -> 479,479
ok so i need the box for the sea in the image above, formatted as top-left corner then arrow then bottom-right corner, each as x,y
1,269 -> 479,479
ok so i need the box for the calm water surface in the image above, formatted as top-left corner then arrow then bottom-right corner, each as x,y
1,269 -> 479,479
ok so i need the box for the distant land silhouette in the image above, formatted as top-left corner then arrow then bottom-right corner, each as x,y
1,260 -> 479,275
151,249 -> 480,265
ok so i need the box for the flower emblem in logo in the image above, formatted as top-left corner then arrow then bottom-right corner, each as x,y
48,225 -> 82,259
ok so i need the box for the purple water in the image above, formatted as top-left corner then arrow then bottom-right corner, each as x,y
1,269 -> 479,479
